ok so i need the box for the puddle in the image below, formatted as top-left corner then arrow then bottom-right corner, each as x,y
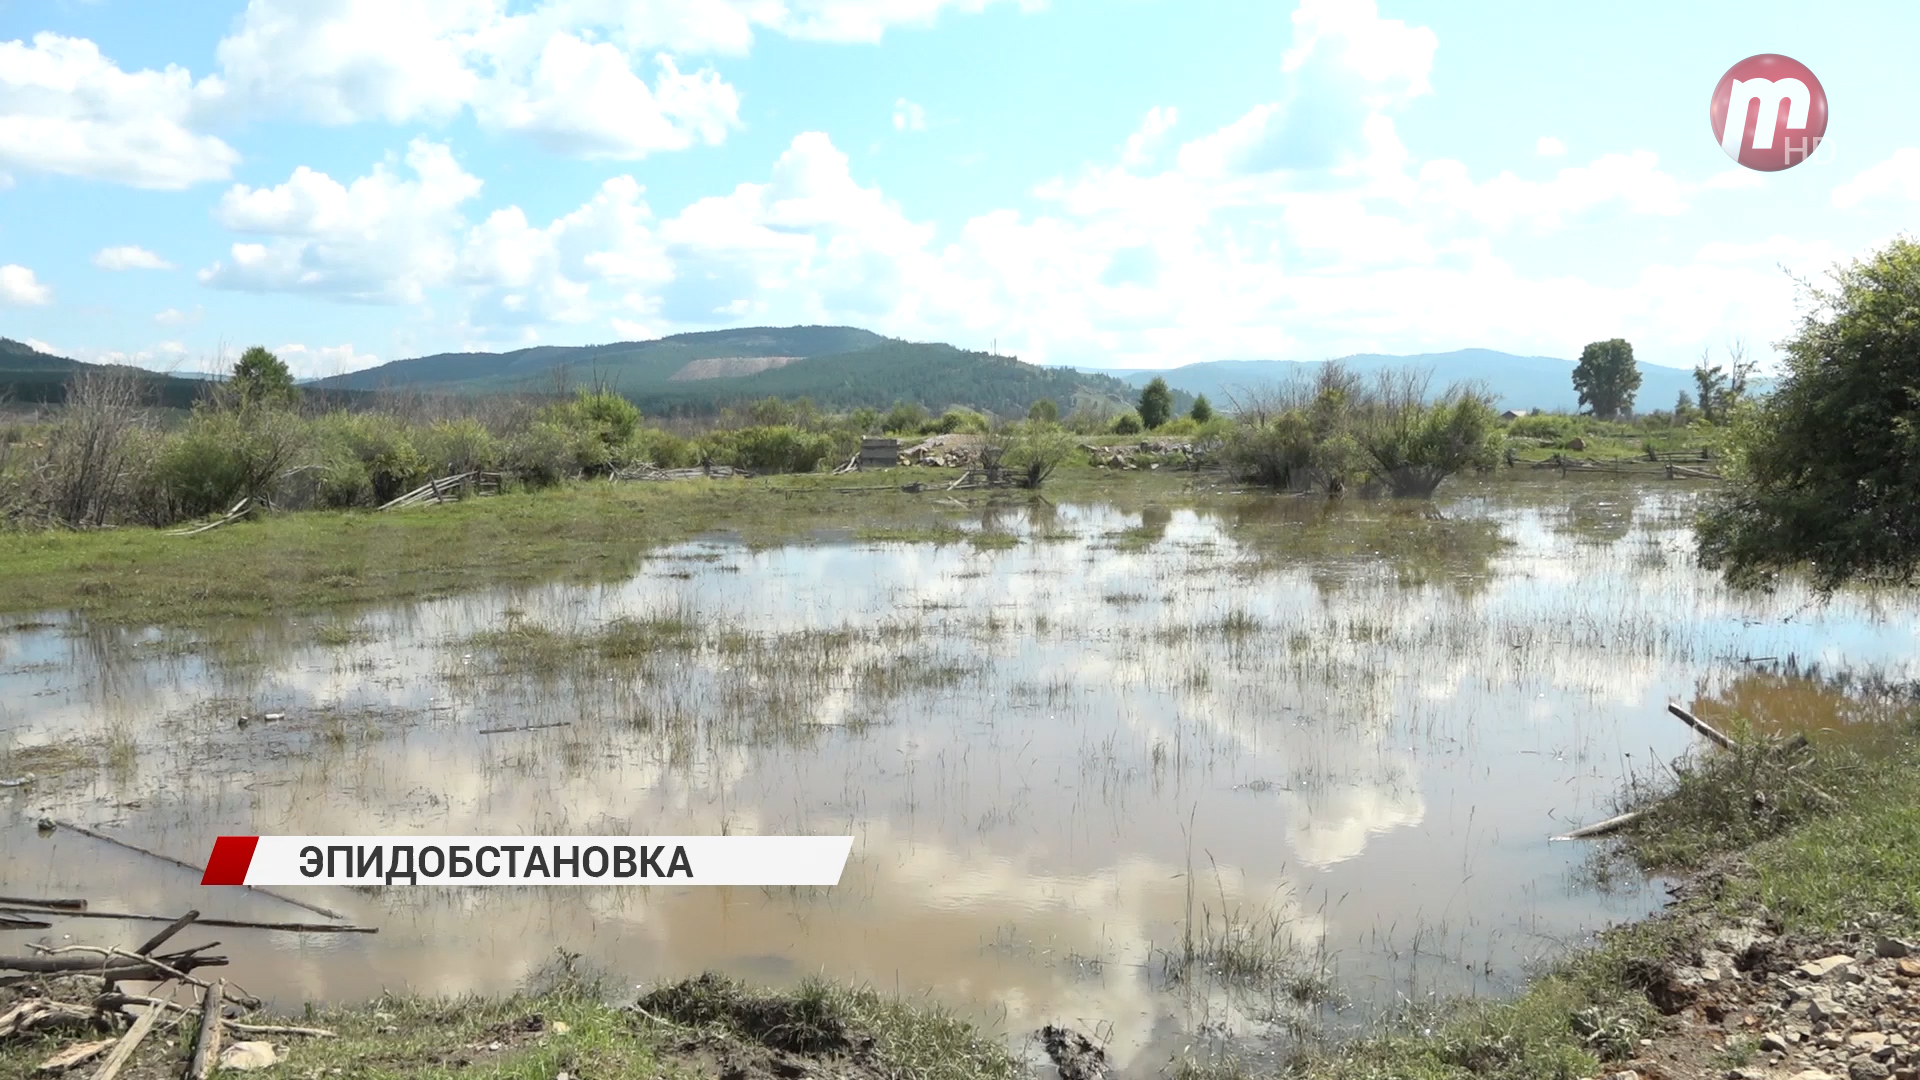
2,481 -> 1917,1074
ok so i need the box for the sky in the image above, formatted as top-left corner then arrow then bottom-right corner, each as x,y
1,0 -> 1916,380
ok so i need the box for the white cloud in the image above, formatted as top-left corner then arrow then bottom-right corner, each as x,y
1120,106 -> 1177,168
154,306 -> 204,326
274,342 -> 382,379
1415,151 -> 1688,232
1535,135 -> 1566,157
473,38 -> 737,158
200,139 -> 483,303
0,33 -> 237,189
457,174 -> 671,329
1832,149 -> 1920,209
892,97 -> 927,132
0,264 -> 52,306
93,245 -> 175,271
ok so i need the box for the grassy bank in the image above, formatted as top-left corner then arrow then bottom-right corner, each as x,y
0,468 -> 1205,626
1278,711 -> 1920,1080
0,971 -> 1022,1080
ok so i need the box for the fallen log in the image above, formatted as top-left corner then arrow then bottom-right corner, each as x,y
0,998 -> 100,1038
1550,809 -> 1645,841
1,912 -> 52,930
0,895 -> 87,911
1666,703 -> 1734,750
0,908 -> 378,935
0,949 -> 228,980
185,981 -> 225,1080
50,821 -> 347,922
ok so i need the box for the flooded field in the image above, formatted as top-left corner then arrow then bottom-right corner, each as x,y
3,479 -> 1917,1074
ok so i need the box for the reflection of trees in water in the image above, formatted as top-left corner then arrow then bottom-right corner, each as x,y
1209,495 -> 1507,598
1691,669 -> 1918,737
1137,505 -> 1172,543
1552,492 -> 1639,546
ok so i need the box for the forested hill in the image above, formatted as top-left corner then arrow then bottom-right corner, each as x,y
0,338 -> 212,409
312,326 -> 1146,416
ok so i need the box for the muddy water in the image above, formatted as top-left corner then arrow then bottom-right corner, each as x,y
3,481 -> 1917,1073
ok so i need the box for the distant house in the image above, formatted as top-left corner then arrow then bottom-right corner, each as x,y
1500,409 -> 1530,420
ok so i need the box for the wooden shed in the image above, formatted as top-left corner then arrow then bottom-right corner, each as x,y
858,437 -> 901,468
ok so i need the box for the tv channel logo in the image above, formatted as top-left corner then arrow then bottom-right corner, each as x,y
1710,54 -> 1829,172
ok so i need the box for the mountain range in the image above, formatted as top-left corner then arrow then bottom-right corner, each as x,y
7,328 -> 1740,419
1079,348 -> 1727,415
310,326 -> 1154,417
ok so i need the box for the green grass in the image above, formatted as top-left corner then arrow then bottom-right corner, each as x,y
0,468 -> 1222,627
0,973 -> 1022,1080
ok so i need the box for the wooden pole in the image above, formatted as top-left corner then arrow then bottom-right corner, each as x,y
0,908 -> 375,934
52,821 -> 347,921
90,993 -> 165,1080
1550,809 -> 1645,841
1666,703 -> 1734,750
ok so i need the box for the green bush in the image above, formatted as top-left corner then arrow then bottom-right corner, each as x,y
1505,414 -> 1576,441
505,421 -> 577,487
152,406 -> 303,517
882,402 -> 929,434
920,408 -> 991,436
309,412 -> 427,506
414,418 -> 500,476
1111,411 -> 1144,435
704,426 -> 853,473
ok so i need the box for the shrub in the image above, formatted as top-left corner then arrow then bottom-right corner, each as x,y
1506,413 -> 1576,441
706,426 -> 852,473
505,421 -> 577,487
882,402 -> 929,434
920,408 -> 991,436
1111,411 -> 1144,435
309,412 -> 427,506
152,405 -> 303,518
414,418 -> 501,476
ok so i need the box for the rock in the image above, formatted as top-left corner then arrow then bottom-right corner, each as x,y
1764,1032 -> 1795,1053
1855,1034 -> 1893,1052
1803,956 -> 1858,979
551,1021 -> 570,1035
1700,949 -> 1739,981
219,1041 -> 280,1070
1897,959 -> 1920,979
1880,939 -> 1916,959
1606,1071 -> 1640,1080
1852,1059 -> 1893,1080
1810,992 -> 1851,1024
1793,1071 -> 1838,1080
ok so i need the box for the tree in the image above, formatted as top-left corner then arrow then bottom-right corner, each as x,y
229,346 -> 296,409
1189,394 -> 1214,423
1138,377 -> 1173,430
1028,398 -> 1059,423
1693,350 -> 1729,422
1571,339 -> 1641,419
1697,236 -> 1920,590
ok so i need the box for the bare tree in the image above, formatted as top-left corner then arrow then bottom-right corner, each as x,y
35,369 -> 151,527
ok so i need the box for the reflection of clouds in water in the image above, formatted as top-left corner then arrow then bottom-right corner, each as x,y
6,486 -> 1920,1056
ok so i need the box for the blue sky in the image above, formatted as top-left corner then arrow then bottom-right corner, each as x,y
1,0 -> 1916,379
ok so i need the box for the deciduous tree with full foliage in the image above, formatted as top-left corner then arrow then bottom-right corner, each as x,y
1571,338 -> 1641,419
1698,236 -> 1920,590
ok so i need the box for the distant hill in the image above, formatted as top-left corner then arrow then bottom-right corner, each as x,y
314,326 -> 1151,417
0,338 -> 213,409
1079,349 -> 1736,415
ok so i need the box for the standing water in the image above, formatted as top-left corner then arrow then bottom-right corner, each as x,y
3,481 -> 1916,1073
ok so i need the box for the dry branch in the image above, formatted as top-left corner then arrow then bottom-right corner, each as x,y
0,896 -> 87,911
